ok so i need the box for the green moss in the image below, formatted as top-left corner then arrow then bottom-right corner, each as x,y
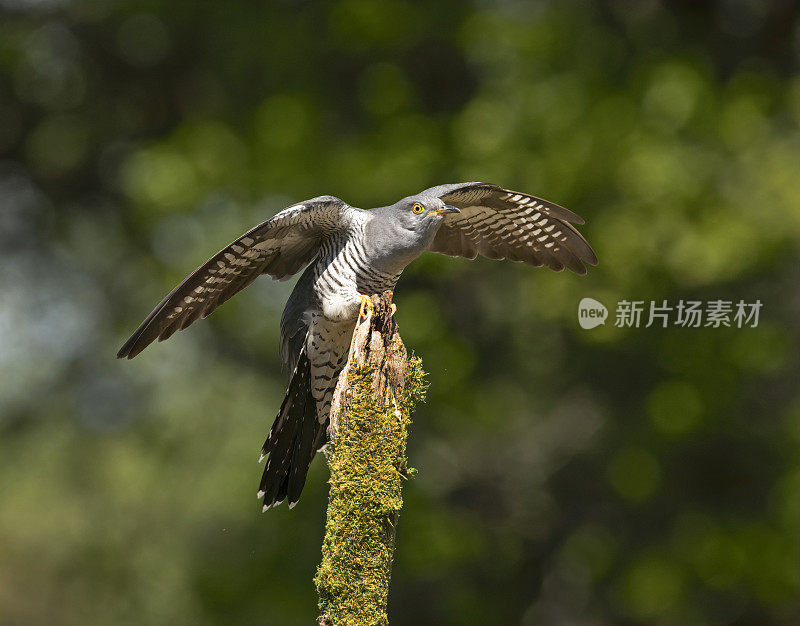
315,357 -> 426,626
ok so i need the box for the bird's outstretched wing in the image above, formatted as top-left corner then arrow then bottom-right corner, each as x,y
117,196 -> 349,359
427,182 -> 597,274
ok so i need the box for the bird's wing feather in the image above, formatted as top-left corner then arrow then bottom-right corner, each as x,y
117,196 -> 350,359
427,182 -> 597,275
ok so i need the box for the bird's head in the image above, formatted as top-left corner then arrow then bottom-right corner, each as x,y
366,192 -> 461,268
387,193 -> 460,239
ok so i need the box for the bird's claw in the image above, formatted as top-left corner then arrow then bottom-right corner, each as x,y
359,294 -> 374,318
359,293 -> 394,317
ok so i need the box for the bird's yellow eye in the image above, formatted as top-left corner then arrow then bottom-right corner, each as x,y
412,203 -> 425,214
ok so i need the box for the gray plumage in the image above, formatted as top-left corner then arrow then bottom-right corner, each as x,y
117,182 -> 597,510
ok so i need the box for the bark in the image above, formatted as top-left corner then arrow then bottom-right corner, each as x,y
314,292 -> 425,626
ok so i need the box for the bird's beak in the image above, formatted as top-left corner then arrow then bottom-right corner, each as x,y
433,205 -> 460,215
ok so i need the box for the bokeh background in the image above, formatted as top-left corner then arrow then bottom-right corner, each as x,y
1,1 -> 798,624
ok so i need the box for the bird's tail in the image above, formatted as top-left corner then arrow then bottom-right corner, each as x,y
258,344 -> 327,511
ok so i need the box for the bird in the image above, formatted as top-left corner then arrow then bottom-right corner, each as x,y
117,182 -> 597,511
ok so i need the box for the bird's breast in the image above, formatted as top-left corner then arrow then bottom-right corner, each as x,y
312,230 -> 401,322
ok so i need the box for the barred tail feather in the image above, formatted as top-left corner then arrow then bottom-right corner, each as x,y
258,344 -> 326,510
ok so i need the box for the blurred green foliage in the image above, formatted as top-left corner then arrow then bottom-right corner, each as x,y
0,1 -> 797,624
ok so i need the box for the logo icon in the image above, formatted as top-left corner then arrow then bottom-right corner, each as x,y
578,297 -> 608,329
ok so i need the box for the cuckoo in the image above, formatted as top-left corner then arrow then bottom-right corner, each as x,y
117,182 -> 597,510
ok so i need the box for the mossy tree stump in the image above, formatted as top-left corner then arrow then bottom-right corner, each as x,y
314,292 -> 425,626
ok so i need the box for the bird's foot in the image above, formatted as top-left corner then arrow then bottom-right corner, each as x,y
359,294 -> 374,318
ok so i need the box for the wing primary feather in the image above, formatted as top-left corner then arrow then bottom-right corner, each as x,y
117,197 -> 348,359
427,182 -> 597,275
